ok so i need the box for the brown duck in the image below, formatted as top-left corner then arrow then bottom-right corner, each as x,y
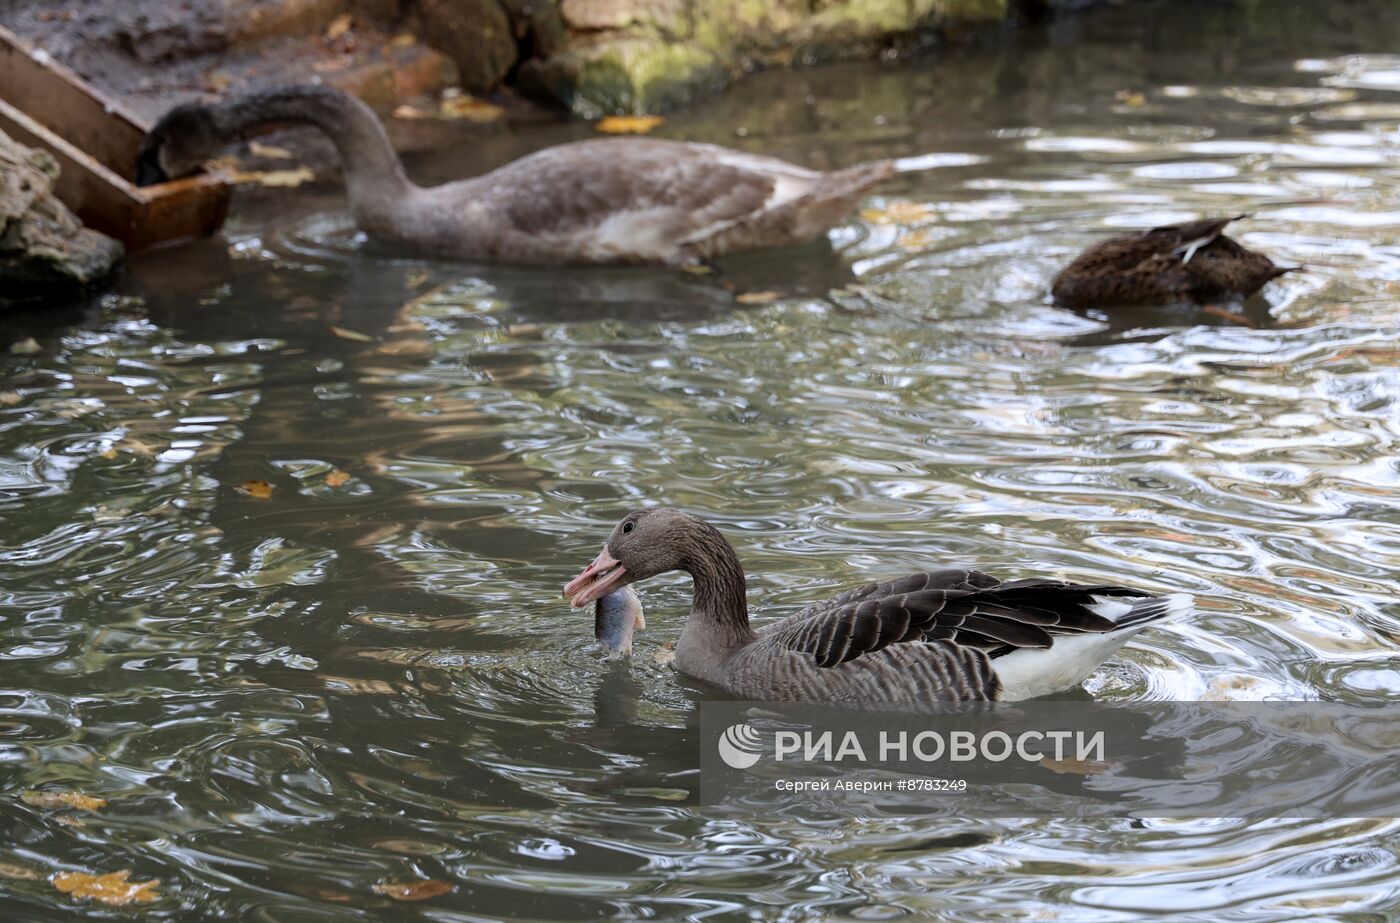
1051,216 -> 1294,309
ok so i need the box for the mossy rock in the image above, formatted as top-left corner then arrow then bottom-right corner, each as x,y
0,129 -> 123,306
523,38 -> 728,116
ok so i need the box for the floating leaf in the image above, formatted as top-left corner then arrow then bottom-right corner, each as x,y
0,391 -> 20,405
595,115 -> 665,135
52,870 -> 160,906
21,791 -> 107,812
237,480 -> 274,499
860,202 -> 935,226
735,290 -> 781,305
0,862 -> 38,880
9,337 -> 40,355
100,448 -> 119,460
325,13 -> 353,40
1115,89 -> 1147,107
225,166 -> 315,188
325,470 -> 351,488
439,95 -> 505,123
897,229 -> 934,252
679,263 -> 712,275
392,104 -> 434,120
248,141 -> 294,160
374,879 -> 455,901
328,325 -> 374,342
205,71 -> 232,93
1040,756 -> 1114,776
390,33 -> 416,48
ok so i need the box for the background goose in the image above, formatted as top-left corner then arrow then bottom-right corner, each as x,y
1051,215 -> 1294,308
137,85 -> 917,266
564,509 -> 1190,706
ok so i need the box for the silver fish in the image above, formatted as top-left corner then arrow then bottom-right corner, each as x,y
594,585 -> 645,659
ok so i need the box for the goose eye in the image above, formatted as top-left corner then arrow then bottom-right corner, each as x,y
622,521 -> 634,535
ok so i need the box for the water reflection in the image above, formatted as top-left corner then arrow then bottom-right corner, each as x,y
3,0 -> 1400,917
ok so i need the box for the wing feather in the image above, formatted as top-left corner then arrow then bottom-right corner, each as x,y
759,570 -> 1155,669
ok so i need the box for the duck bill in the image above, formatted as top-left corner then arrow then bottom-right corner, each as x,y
565,548 -> 627,608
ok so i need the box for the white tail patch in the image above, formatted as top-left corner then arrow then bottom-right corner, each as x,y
1087,596 -> 1134,621
994,594 -> 1194,701
891,152 -> 988,173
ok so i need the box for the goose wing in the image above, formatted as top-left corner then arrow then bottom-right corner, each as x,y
477,139 -> 817,239
761,570 -> 1154,669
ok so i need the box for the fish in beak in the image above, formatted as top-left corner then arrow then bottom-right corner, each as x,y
565,547 -> 627,608
595,586 -> 646,659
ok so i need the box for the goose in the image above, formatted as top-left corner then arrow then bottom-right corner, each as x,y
563,509 -> 1190,706
595,586 -> 645,659
136,84 -> 926,266
1051,216 -> 1294,309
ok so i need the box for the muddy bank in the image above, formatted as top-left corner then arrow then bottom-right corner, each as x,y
1,0 -> 1068,121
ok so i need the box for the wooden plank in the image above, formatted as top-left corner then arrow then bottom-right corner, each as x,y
0,25 -> 230,250
0,99 -> 228,249
0,25 -> 146,171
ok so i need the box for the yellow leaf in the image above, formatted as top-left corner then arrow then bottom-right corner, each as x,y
0,391 -> 21,405
439,95 -> 505,123
326,470 -> 351,488
237,480 -> 274,499
325,13 -> 353,40
679,263 -> 713,275
898,229 -> 933,252
328,325 -> 374,342
392,104 -> 434,120
735,290 -> 781,305
100,448 -> 118,460
205,71 -> 232,93
1040,756 -> 1114,775
225,166 -> 315,188
21,791 -> 107,812
390,33 -> 416,48
52,870 -> 160,906
0,862 -> 38,880
248,141 -> 294,160
9,337 -> 40,355
374,879 -> 455,901
595,115 -> 665,135
1115,89 -> 1147,107
860,201 -> 934,226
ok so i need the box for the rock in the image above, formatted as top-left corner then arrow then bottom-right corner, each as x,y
406,0 -> 519,91
521,36 -> 726,116
523,0 -> 1011,115
0,129 -> 123,305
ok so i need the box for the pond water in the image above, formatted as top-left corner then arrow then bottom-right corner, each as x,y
4,0 -> 1400,918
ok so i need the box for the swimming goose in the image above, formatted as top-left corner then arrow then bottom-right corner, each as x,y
1051,216 -> 1294,308
563,509 -> 1190,706
137,85 -> 904,265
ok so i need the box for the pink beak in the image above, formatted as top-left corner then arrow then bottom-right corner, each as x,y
564,547 -> 628,608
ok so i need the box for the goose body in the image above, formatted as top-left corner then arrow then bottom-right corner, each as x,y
137,86 -> 896,266
1052,216 -> 1292,308
564,509 -> 1190,708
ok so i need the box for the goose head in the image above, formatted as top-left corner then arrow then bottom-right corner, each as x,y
136,103 -> 224,186
564,508 -> 693,607
594,586 -> 646,658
